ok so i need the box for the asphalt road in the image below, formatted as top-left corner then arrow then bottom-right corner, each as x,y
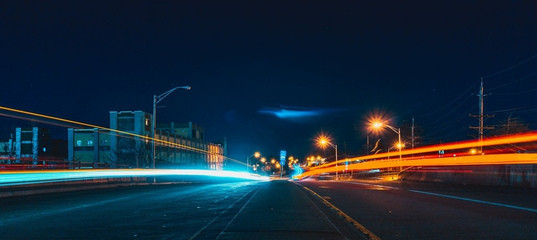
0,182 -> 262,239
2,178 -> 536,240
298,179 -> 537,240
0,180 -> 366,240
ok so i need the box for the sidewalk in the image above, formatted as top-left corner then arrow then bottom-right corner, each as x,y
217,180 -> 356,240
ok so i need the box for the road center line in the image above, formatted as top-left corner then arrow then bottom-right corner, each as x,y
409,190 -> 537,213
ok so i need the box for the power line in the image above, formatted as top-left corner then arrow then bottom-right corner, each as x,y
412,80 -> 479,119
482,52 -> 537,79
487,107 -> 531,114
494,87 -> 537,96
487,70 -> 537,92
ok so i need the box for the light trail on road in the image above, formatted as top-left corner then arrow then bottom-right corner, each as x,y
296,132 -> 537,179
0,169 -> 269,186
297,153 -> 537,179
309,131 -> 537,171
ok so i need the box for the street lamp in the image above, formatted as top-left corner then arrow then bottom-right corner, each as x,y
316,134 -> 338,180
152,86 -> 191,169
370,121 -> 403,172
246,152 -> 260,172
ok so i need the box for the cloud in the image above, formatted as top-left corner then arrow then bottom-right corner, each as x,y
258,106 -> 341,120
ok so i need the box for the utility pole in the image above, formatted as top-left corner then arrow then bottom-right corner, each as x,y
411,117 -> 415,149
506,113 -> 512,135
366,135 -> 370,155
469,78 -> 494,152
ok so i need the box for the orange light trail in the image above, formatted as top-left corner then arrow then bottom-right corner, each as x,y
309,131 -> 537,170
297,153 -> 537,179
298,132 -> 537,179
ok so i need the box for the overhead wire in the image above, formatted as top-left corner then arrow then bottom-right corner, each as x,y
415,52 -> 537,145
412,80 -> 479,119
487,70 -> 537,92
481,52 -> 537,79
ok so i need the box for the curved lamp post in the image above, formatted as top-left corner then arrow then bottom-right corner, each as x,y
246,152 -> 260,172
152,86 -> 191,169
317,135 -> 338,180
371,121 -> 403,172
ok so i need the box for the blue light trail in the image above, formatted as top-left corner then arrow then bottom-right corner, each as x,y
0,169 -> 269,186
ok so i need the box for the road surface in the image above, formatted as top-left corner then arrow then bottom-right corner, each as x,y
2,178 -> 536,239
0,180 -> 366,239
298,178 -> 537,239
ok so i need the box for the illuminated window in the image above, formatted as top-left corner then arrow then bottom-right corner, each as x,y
87,140 -> 93,146
76,140 -> 82,146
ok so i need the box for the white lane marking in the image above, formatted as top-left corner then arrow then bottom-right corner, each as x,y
215,185 -> 263,240
409,190 -> 537,213
189,185 -> 260,240
345,181 -> 537,214
347,181 -> 400,190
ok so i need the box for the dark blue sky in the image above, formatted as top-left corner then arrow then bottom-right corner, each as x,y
1,1 -> 537,161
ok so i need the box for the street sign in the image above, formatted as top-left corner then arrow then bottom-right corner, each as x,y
280,150 -> 286,165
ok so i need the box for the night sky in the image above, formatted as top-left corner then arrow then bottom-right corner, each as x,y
2,1 -> 537,161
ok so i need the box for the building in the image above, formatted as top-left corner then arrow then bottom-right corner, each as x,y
0,127 -> 66,168
68,110 -> 225,169
67,128 -> 112,168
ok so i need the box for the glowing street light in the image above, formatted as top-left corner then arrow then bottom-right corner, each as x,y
316,134 -> 338,180
370,120 -> 403,172
246,152 -> 260,172
469,148 -> 478,155
372,122 -> 383,129
152,85 -> 191,169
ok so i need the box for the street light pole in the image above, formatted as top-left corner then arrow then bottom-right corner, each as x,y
375,123 -> 402,172
397,127 -> 402,172
324,141 -> 338,180
246,152 -> 260,173
334,143 -> 338,180
152,86 -> 191,169
316,135 -> 339,180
